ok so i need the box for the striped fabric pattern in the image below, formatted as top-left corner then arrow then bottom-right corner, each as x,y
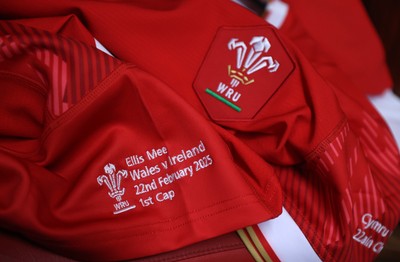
0,21 -> 120,117
272,119 -> 400,261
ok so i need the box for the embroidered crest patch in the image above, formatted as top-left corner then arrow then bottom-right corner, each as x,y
194,26 -> 294,120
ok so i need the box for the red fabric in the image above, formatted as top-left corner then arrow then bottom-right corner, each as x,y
264,1 -> 400,260
267,0 -> 392,95
0,19 -> 281,261
0,230 -> 74,262
132,232 -> 254,262
0,1 -> 400,261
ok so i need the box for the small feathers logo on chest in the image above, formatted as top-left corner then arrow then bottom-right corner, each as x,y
228,36 -> 279,87
194,26 -> 294,120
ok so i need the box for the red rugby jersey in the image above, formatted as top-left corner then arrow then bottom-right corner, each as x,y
0,19 -> 282,260
1,1 -> 399,261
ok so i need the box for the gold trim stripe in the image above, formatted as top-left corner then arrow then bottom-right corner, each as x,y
246,226 -> 274,262
237,229 -> 264,262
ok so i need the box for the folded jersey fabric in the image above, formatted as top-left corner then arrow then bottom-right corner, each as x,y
264,0 -> 393,95
0,1 -> 399,261
0,19 -> 283,261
